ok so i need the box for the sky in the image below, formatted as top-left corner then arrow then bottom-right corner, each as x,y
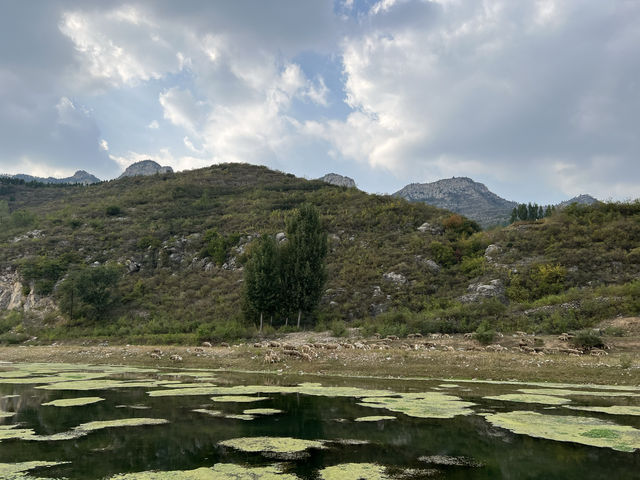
0,0 -> 639,203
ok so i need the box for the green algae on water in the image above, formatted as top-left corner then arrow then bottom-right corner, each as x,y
354,416 -> 396,422
358,392 -> 475,419
0,461 -> 69,480
243,408 -> 283,415
38,379 -> 168,391
108,463 -> 299,479
518,388 -> 639,398
219,436 -> 325,454
484,394 -> 571,405
0,418 -> 168,442
210,395 -> 268,403
193,409 -> 255,421
318,463 -> 390,480
42,396 -> 104,407
566,406 -> 640,416
0,410 -> 15,418
482,411 -> 640,452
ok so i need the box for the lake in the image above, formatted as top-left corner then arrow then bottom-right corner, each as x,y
0,362 -> 639,479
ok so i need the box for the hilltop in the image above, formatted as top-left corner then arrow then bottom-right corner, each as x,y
394,177 -> 517,227
2,170 -> 101,185
0,163 -> 638,346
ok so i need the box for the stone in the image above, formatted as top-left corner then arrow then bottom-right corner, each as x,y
417,222 -> 444,235
459,279 -> 505,303
276,232 -> 287,243
383,272 -> 407,284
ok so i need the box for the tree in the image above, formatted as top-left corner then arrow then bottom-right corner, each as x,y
281,204 -> 327,328
57,264 -> 121,321
243,235 -> 281,332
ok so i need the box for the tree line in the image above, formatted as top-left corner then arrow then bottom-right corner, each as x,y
510,203 -> 557,223
243,204 -> 327,331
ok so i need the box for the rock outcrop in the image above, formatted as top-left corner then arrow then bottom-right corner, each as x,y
118,160 -> 173,178
395,177 -> 516,228
319,173 -> 357,188
558,194 -> 599,208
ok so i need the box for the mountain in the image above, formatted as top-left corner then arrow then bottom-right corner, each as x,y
0,163 -> 638,345
6,170 -> 100,185
118,160 -> 173,178
394,177 -> 517,228
319,173 -> 357,188
558,194 -> 599,208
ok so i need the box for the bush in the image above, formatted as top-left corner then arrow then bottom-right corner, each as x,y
105,205 -> 122,216
571,331 -> 605,350
473,321 -> 496,345
330,319 -> 347,337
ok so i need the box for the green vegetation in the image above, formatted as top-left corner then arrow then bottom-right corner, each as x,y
0,165 -> 639,344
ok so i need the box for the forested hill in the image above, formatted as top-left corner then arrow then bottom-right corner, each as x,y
0,163 -> 638,344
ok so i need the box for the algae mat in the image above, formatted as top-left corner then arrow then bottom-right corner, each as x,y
482,411 -> 640,452
1,362 -> 640,479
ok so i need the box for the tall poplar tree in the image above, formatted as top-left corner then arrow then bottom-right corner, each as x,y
281,204 -> 327,328
243,235 -> 280,332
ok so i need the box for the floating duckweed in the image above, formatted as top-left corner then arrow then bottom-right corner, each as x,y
0,418 -> 168,442
193,409 -> 255,421
38,380 -> 166,391
243,409 -> 282,415
484,394 -> 571,405
318,463 -> 389,480
163,383 -> 217,389
0,410 -> 15,418
148,383 -> 392,399
219,436 -> 325,454
354,416 -> 396,422
518,388 -> 638,398
211,396 -> 268,403
482,411 -> 640,452
358,392 -> 475,419
42,397 -> 104,407
116,405 -> 151,410
566,406 -> 640,416
0,461 -> 69,480
108,463 -> 299,479
418,455 -> 483,467
438,384 -> 460,388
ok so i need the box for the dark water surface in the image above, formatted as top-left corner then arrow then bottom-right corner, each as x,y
0,364 -> 639,479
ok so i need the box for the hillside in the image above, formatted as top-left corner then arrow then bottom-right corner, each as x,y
0,164 -> 638,344
394,177 -> 517,227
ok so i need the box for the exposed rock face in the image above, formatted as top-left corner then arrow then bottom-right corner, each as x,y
459,279 -> 505,303
8,170 -> 100,184
417,222 -> 444,235
0,272 -> 56,315
319,173 -> 356,188
558,194 -> 599,208
395,177 -> 516,228
118,160 -> 173,178
383,272 -> 407,285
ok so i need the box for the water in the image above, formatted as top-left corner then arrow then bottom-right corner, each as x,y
0,363 -> 639,479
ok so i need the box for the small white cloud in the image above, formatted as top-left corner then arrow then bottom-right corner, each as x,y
99,139 -> 109,151
148,120 -> 159,129
159,87 -> 203,132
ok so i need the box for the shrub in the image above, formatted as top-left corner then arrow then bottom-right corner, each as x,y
473,321 -> 496,345
571,331 -> 605,350
330,319 -> 347,337
105,205 -> 122,216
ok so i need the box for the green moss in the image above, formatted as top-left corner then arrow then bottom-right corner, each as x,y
358,392 -> 475,419
219,436 -> 325,454
566,406 -> 640,416
318,463 -> 390,480
38,379 -> 166,391
108,463 -> 299,479
481,411 -> 640,452
210,396 -> 268,403
484,394 -> 571,405
42,396 -> 104,407
354,416 -> 396,422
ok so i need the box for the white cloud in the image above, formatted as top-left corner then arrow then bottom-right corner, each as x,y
159,87 -> 204,133
99,139 -> 109,151
147,120 -> 159,129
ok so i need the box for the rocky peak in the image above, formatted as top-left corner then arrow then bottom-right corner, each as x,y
394,177 -> 516,228
8,170 -> 100,185
558,194 -> 599,208
118,160 -> 173,179
319,173 -> 357,188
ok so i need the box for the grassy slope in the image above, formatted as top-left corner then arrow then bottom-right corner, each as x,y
0,164 -> 639,343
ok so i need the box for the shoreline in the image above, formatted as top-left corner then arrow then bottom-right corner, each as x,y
1,344 -> 638,386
